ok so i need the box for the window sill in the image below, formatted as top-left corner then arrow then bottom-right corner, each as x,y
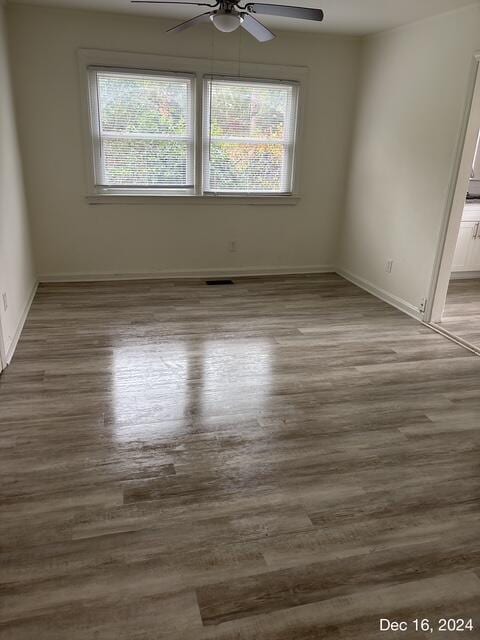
86,194 -> 301,206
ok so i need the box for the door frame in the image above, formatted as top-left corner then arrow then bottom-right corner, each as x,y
427,52 -> 480,323
0,308 -> 5,373
0,268 -> 6,372
0,338 -> 5,373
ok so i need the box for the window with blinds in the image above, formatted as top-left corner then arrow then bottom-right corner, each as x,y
89,69 -> 195,190
85,65 -> 301,197
203,78 -> 299,194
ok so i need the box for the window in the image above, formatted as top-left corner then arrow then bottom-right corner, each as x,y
89,68 -> 195,192
203,78 -> 298,195
84,58 -> 302,200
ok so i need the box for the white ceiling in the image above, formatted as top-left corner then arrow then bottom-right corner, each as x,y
7,0 -> 479,35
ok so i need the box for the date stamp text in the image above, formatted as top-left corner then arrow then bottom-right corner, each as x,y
379,618 -> 475,633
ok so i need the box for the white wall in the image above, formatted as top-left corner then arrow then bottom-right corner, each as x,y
337,4 -> 480,316
0,1 -> 36,364
6,4 -> 360,279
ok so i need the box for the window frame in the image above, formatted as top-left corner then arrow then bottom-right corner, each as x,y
202,75 -> 299,196
88,66 -> 197,195
78,49 -> 306,205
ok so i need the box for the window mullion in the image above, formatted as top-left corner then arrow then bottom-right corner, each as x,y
194,72 -> 203,196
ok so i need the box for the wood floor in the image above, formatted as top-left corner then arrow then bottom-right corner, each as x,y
441,277 -> 480,349
0,274 -> 479,639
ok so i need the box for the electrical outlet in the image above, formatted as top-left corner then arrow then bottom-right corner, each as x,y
228,241 -> 237,253
419,297 -> 427,314
385,260 -> 393,273
2,293 -> 7,312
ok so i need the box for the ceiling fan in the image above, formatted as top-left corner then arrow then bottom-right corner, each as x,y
131,0 -> 324,42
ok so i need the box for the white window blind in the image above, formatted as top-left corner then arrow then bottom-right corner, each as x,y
89,69 -> 194,190
203,78 -> 298,194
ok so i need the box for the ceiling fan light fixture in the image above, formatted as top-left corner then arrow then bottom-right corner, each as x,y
210,11 -> 243,32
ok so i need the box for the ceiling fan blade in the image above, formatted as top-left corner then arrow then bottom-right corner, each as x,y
166,10 -> 213,31
245,3 -> 323,21
241,13 -> 275,41
132,1 -> 217,7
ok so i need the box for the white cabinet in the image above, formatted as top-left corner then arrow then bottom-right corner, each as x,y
452,220 -> 480,272
452,204 -> 480,273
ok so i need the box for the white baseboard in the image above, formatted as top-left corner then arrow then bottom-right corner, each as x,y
336,267 -> 422,321
450,270 -> 480,280
38,265 -> 335,283
4,281 -> 38,365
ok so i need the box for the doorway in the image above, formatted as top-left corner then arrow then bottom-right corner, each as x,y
428,52 -> 480,352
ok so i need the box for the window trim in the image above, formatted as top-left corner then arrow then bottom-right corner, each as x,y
78,49 -> 307,204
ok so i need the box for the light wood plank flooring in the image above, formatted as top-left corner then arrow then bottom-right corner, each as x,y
441,277 -> 480,349
0,274 -> 479,639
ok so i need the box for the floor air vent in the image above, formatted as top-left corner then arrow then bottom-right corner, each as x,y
206,279 -> 234,285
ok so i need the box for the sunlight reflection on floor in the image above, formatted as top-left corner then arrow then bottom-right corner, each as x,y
112,338 -> 273,441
